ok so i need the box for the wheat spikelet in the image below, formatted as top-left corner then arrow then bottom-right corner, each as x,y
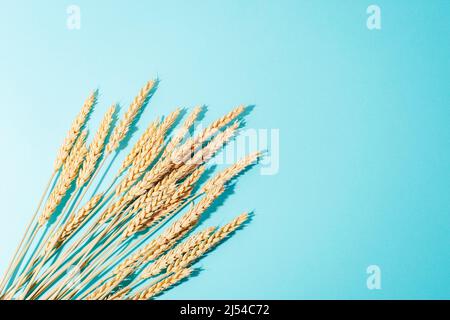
125,126 -> 238,222
113,250 -> 146,277
54,91 -> 97,172
142,227 -> 214,278
132,268 -> 192,300
39,132 -> 88,226
163,213 -> 248,274
105,80 -> 156,154
49,193 -> 104,251
137,163 -> 204,214
118,119 -> 160,174
77,105 -> 116,188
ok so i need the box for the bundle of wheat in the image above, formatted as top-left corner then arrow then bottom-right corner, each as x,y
0,80 -> 260,300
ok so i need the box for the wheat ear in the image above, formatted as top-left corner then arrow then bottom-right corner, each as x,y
153,213 -> 248,276
77,104 -> 116,188
54,91 -> 97,172
118,118 -> 160,174
162,106 -> 202,158
169,106 -> 244,163
132,268 -> 192,300
47,193 -> 104,251
108,287 -> 130,300
39,131 -> 88,226
142,226 -> 215,278
201,151 -> 261,192
105,80 -> 156,154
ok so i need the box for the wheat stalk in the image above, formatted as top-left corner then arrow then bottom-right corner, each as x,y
0,91 -> 97,294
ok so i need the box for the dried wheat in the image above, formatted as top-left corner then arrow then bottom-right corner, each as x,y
118,119 -> 160,174
48,193 -> 104,251
54,91 -> 97,172
105,80 -> 156,154
151,213 -> 248,276
132,268 -> 192,300
77,105 -> 116,188
142,227 -> 214,278
39,132 -> 88,225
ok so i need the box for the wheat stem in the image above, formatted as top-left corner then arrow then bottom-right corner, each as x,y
0,172 -> 55,294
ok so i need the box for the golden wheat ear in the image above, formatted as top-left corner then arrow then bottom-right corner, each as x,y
105,80 -> 157,154
54,90 -> 98,172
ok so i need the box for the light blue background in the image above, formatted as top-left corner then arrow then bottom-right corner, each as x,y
0,1 -> 448,299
